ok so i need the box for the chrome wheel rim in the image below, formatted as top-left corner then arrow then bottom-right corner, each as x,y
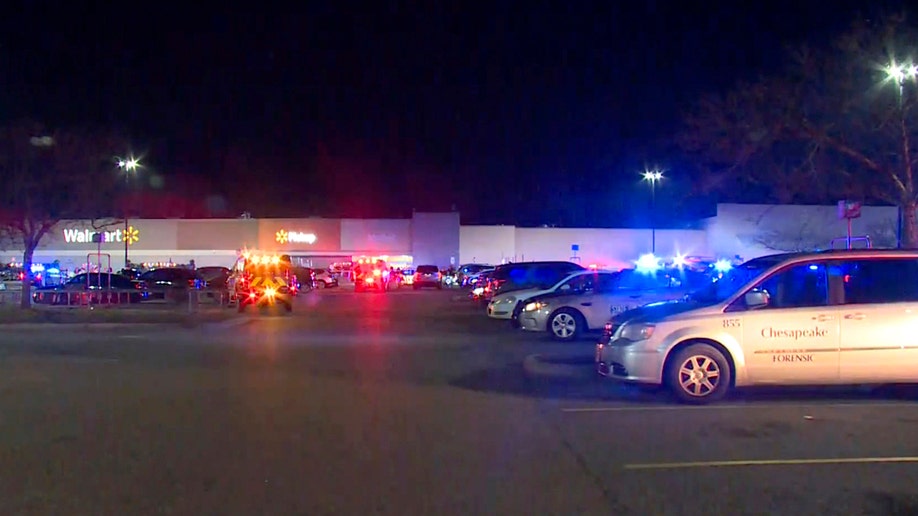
678,355 -> 721,397
551,313 -> 576,338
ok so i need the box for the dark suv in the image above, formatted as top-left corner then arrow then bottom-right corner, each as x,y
413,265 -> 441,289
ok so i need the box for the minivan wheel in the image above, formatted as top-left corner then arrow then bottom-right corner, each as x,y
667,344 -> 732,404
548,308 -> 583,342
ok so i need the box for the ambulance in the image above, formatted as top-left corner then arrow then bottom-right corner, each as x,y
229,251 -> 298,312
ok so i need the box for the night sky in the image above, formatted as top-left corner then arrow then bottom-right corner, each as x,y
0,1 -> 901,225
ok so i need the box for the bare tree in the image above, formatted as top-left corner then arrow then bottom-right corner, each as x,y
746,214 -> 825,252
680,13 -> 918,247
0,121 -> 129,308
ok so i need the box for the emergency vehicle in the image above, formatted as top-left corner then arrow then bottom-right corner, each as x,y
230,251 -> 298,312
353,259 -> 392,293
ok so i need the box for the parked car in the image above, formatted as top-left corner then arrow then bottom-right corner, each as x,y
519,267 -> 710,341
488,269 -> 621,321
596,250 -> 918,403
457,263 -> 493,286
413,265 -> 441,289
196,266 -> 231,288
139,267 -> 203,303
480,261 -> 585,303
32,272 -> 147,305
313,268 -> 338,288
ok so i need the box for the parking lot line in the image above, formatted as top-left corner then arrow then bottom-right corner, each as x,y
560,401 -> 918,413
623,456 -> 918,470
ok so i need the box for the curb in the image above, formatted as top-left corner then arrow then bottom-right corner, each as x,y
522,353 -> 598,381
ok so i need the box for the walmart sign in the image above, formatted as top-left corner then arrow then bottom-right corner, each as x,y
62,227 -> 139,245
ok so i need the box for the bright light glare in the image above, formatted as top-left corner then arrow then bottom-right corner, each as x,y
643,170 -> 663,182
635,253 -> 662,273
118,157 -> 140,171
886,61 -> 918,83
887,64 -> 906,81
264,287 -> 276,298
714,259 -> 733,273
672,254 -> 687,268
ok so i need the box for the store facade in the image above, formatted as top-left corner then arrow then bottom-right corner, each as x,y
3,203 -> 895,276
5,212 -> 461,272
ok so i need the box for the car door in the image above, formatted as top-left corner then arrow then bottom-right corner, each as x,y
832,258 -> 918,383
580,273 -> 623,328
734,261 -> 840,384
602,270 -> 659,316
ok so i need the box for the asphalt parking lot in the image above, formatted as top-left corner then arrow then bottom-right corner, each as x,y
1,287 -> 918,514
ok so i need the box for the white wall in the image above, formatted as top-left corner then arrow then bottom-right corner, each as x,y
459,226 -> 516,265
340,219 -> 411,253
512,228 -> 709,269
706,203 -> 899,260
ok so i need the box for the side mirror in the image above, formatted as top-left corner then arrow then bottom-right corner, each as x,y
744,290 -> 769,309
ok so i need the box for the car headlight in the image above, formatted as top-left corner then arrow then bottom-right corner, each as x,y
472,287 -> 484,295
524,301 -> 548,312
620,323 -> 655,341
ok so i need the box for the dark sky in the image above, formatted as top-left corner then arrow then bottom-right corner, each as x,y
0,1 -> 902,225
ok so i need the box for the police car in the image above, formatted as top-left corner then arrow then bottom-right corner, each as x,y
518,268 -> 709,341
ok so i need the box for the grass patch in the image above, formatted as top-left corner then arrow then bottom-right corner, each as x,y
0,305 -> 240,326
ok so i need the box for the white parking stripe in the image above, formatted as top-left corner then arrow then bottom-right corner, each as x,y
624,456 -> 918,470
560,402 -> 918,413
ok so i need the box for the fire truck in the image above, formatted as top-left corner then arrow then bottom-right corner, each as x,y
230,251 -> 298,312
353,259 -> 392,293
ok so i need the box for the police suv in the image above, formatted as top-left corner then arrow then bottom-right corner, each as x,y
596,250 -> 918,403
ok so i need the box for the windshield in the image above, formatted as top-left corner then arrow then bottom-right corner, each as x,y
688,256 -> 786,305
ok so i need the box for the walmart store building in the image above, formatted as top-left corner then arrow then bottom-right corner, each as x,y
20,212 -> 461,272
10,203 -> 891,274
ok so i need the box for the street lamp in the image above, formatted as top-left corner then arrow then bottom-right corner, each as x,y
642,169 -> 664,254
884,61 -> 918,248
117,157 -> 140,268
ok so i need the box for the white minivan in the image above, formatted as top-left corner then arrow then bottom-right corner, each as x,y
597,250 -> 918,403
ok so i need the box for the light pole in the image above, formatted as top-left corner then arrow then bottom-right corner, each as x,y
643,169 -> 664,254
884,61 -> 918,248
117,157 -> 140,268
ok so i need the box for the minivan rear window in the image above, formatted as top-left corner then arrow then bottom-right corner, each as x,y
417,265 -> 439,274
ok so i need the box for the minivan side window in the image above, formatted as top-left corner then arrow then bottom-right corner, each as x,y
741,262 -> 829,310
828,258 -> 918,304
